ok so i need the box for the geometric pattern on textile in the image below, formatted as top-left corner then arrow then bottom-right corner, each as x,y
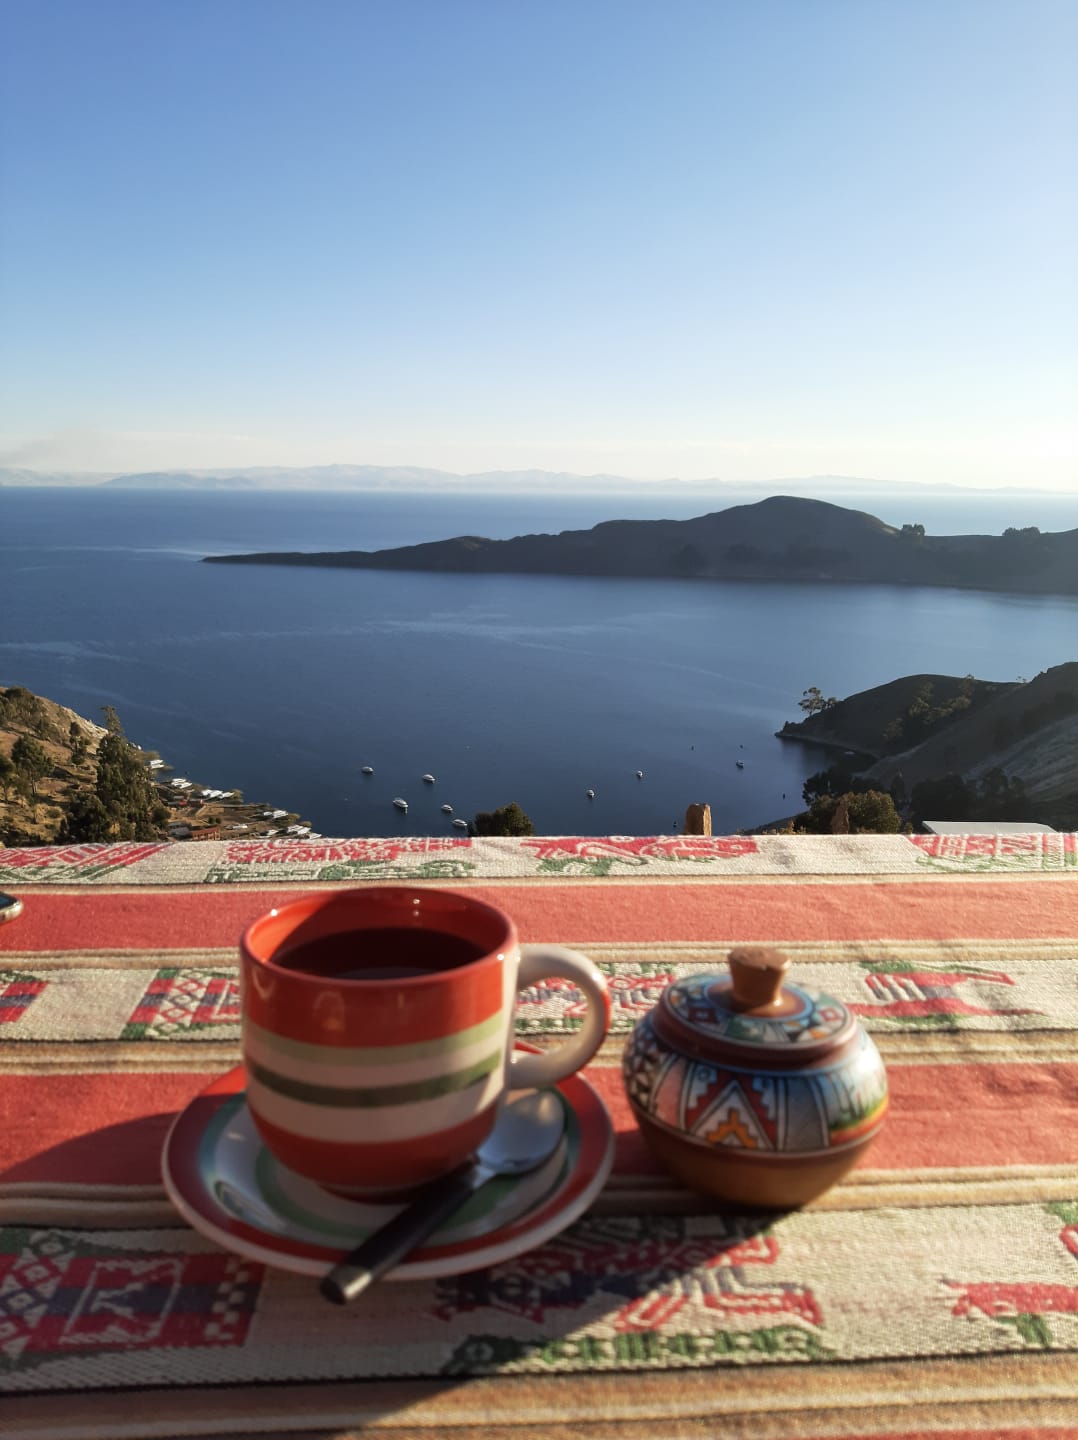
5,1205 -> 1078,1390
850,960 -> 1038,1025
0,1228 -> 262,1376
435,1213 -> 828,1371
520,835 -> 760,876
4,954 -> 1073,1044
4,833 -> 1078,884
911,832 -> 1078,871
0,973 -> 47,1025
203,835 -> 477,883
942,1202 -> 1078,1350
0,843 -> 167,883
524,958 -> 1059,1036
121,969 -> 241,1039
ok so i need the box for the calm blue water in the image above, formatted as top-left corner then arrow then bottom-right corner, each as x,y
2,485 -> 1076,836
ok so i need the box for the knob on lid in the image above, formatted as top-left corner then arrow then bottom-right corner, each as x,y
654,946 -> 855,1066
727,946 -> 791,1010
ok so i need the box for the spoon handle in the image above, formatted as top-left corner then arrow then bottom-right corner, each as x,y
320,1161 -> 483,1305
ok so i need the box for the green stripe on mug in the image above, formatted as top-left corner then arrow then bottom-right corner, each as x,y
246,1050 -> 502,1108
245,1011 -> 504,1067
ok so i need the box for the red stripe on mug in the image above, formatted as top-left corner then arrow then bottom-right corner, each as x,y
241,954 -> 506,1047
249,1104 -> 498,1195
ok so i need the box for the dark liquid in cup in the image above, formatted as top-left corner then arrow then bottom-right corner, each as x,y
272,926 -> 488,981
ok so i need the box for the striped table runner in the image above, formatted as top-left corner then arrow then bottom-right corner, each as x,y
2,833 -> 1077,1438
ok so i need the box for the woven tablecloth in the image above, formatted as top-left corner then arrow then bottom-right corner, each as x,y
2,832 -> 1078,1438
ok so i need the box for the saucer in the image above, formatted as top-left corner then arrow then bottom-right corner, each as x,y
161,1048 -> 615,1279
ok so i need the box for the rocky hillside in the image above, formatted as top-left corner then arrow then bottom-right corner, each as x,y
0,688 -> 106,844
0,687 -> 309,846
780,663 -> 1078,827
205,496 -> 1078,598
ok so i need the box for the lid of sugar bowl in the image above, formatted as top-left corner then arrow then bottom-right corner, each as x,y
653,946 -> 857,1067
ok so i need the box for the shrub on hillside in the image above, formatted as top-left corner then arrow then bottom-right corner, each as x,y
0,686 -> 57,740
800,790 -> 903,834
471,802 -> 536,837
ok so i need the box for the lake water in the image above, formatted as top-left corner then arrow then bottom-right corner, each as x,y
2,485 -> 1076,836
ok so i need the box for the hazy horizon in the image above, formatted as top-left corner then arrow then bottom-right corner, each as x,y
2,1 -> 1074,490
3,463 -> 1077,499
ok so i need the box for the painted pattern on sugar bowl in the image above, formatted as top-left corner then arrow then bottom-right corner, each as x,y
622,946 -> 888,1208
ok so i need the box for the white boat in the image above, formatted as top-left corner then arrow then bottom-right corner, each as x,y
421,773 -> 436,784
635,770 -> 644,778
586,789 -> 595,799
441,804 -> 454,813
735,760 -> 745,769
452,818 -> 469,829
361,766 -> 374,775
393,797 -> 409,812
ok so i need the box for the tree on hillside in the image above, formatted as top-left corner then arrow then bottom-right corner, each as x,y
910,774 -> 971,824
881,674 -> 980,752
909,768 -> 1030,826
801,790 -> 902,834
671,543 -> 707,575
0,753 -> 15,801
59,790 -> 112,842
798,686 -> 837,716
471,802 -> 536,837
0,686 -> 54,738
11,736 -> 51,799
94,730 -> 169,840
975,767 -> 1028,820
801,765 -> 874,806
67,720 -> 89,764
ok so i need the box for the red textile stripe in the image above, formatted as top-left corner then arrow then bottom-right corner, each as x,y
5,1061 -> 1078,1189
5,878 -> 1078,952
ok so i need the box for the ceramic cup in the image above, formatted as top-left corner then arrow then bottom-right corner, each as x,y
239,886 -> 610,1195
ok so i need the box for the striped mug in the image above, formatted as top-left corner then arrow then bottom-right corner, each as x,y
239,886 -> 610,1195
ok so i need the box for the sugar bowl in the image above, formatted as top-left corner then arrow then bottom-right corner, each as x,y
622,946 -> 888,1208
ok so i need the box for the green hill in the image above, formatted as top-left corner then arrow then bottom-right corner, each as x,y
780,663 -> 1078,828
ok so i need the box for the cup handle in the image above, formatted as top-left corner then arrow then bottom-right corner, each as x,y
508,945 -> 610,1089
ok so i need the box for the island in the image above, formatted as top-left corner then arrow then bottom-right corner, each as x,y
203,496 -> 1078,597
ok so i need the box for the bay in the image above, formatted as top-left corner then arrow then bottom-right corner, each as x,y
1,485 -> 1076,837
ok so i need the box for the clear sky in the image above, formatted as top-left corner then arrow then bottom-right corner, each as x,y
1,0 -> 1075,488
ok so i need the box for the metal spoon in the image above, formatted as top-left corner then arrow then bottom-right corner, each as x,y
319,1090 -> 565,1305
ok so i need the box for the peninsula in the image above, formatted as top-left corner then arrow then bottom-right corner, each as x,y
203,496 -> 1078,597
777,663 -> 1078,830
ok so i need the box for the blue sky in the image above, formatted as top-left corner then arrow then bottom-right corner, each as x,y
2,0 -> 1075,487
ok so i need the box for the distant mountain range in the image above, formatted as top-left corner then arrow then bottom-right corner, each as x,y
0,463 -> 1064,500
203,494 -> 1078,597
